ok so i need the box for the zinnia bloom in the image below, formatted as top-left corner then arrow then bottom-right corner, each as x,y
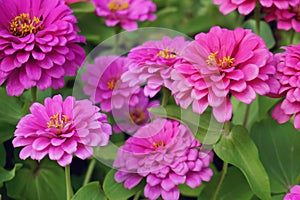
170,26 -> 277,122
112,90 -> 159,133
284,185 -> 300,200
13,95 -> 112,167
272,44 -> 300,129
0,0 -> 85,96
82,55 -> 140,112
91,0 -> 156,31
260,0 -> 299,9
114,119 -> 213,200
265,3 -> 300,32
122,36 -> 190,97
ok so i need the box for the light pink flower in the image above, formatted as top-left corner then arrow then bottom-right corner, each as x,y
91,0 -> 156,31
0,0 -> 85,96
114,119 -> 213,200
122,36 -> 190,97
260,0 -> 299,9
272,44 -> 300,129
284,185 -> 300,200
82,55 -> 140,112
213,0 -> 256,15
265,4 -> 300,32
13,95 -> 112,167
170,26 -> 277,122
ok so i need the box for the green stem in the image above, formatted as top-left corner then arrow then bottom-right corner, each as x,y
161,87 -> 171,107
290,30 -> 295,44
31,87 -> 37,102
212,162 -> 228,200
223,122 -> 231,136
65,165 -> 73,200
113,26 -> 122,54
254,1 -> 261,35
243,104 -> 251,127
83,159 -> 96,186
133,190 -> 141,200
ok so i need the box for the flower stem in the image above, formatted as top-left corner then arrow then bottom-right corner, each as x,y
254,1 -> 261,35
161,87 -> 171,107
31,87 -> 37,102
212,161 -> 228,200
290,30 -> 295,44
243,104 -> 251,127
83,158 -> 96,186
133,190 -> 142,200
65,165 -> 73,200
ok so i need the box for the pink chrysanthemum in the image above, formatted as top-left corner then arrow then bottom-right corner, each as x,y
260,0 -> 299,9
122,36 -> 190,97
272,44 -> 300,129
170,26 -> 277,122
114,119 -> 213,200
113,90 -> 159,133
82,55 -> 140,112
284,185 -> 300,200
91,0 -> 156,31
265,4 -> 300,32
0,0 -> 85,96
13,95 -> 112,167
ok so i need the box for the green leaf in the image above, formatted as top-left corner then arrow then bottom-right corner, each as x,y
6,159 -> 66,200
69,2 -> 95,13
149,105 -> 222,145
72,182 -> 106,200
214,125 -> 271,200
0,144 -> 6,167
0,164 -> 22,187
178,183 -> 205,197
243,19 -> 275,49
103,169 -> 144,200
251,118 -> 300,193
0,123 -> 15,143
0,88 -> 23,124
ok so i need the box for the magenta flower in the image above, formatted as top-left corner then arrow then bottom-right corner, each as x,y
114,119 -> 213,200
170,26 -> 277,122
13,95 -> 112,167
272,44 -> 300,129
265,4 -> 300,32
284,185 -> 300,200
91,0 -> 156,31
82,55 -> 140,112
213,0 -> 256,15
112,90 -> 159,133
260,0 -> 299,9
122,36 -> 190,97
0,0 -> 85,96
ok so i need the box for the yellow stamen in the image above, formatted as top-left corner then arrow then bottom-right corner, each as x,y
10,13 -> 43,37
108,0 -> 129,11
206,51 -> 235,69
153,141 -> 165,149
107,79 -> 116,90
129,108 -> 146,125
156,49 -> 177,59
47,113 -> 71,134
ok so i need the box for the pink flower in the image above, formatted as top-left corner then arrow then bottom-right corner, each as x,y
170,26 -> 277,122
265,4 -> 300,32
213,0 -> 256,15
0,0 -> 85,96
272,44 -> 300,129
13,95 -> 112,167
82,55 -> 140,112
284,185 -> 300,200
91,0 -> 156,31
65,0 -> 89,4
122,36 -> 190,97
113,90 -> 159,133
114,119 -> 213,200
260,0 -> 299,9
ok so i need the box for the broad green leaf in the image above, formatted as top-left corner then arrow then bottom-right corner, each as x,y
149,105 -> 223,145
199,166 -> 254,200
0,123 -> 15,143
70,2 -> 95,13
72,182 -> 106,200
0,144 -> 6,167
243,19 -> 275,49
0,164 -> 22,187
0,88 -> 22,124
178,183 -> 205,197
251,118 -> 300,193
272,194 -> 285,200
103,169 -> 145,200
214,125 -> 271,200
6,159 -> 66,200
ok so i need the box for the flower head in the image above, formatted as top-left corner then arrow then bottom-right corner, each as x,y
272,44 -> 300,129
91,0 -> 156,31
265,3 -> 300,32
82,55 -> 140,112
113,90 -> 160,133
260,0 -> 299,9
122,36 -> 190,97
284,185 -> 300,200
213,0 -> 256,15
13,95 -> 112,167
0,0 -> 85,96
170,26 -> 277,122
114,119 -> 213,200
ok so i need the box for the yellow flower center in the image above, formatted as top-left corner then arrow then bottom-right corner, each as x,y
153,141 -> 165,149
206,51 -> 235,69
129,108 -> 146,125
108,0 -> 129,11
107,79 -> 117,90
156,49 -> 177,59
9,13 -> 43,37
47,114 -> 71,134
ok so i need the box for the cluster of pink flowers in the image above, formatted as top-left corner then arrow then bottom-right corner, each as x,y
114,119 -> 213,200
